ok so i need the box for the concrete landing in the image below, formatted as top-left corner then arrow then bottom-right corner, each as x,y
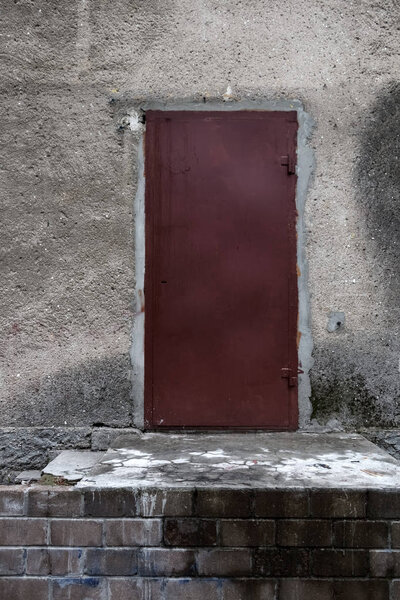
77,432 -> 400,489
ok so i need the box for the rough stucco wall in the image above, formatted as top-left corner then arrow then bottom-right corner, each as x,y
0,0 -> 399,433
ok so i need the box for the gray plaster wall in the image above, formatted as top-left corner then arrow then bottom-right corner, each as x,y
1,0 -> 400,449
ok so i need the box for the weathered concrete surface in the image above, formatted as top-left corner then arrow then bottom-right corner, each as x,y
1,1 -> 400,436
78,433 -> 400,489
0,427 -> 137,483
0,427 -> 92,484
42,449 -> 104,483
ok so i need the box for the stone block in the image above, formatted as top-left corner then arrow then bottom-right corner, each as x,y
0,548 -> 25,575
333,579 -> 389,599
220,519 -> 275,547
26,548 -> 82,575
105,518 -> 162,546
164,578 -> 222,600
52,577 -> 107,600
254,548 -> 310,577
0,487 -> 25,516
277,579 -> 334,600
50,519 -> 103,546
138,548 -> 196,577
253,548 -> 310,577
334,520 -> 389,548
0,517 -> 47,545
277,519 -> 332,547
164,518 -> 217,546
391,522 -> 400,548
254,489 -> 309,518
108,578 -> 163,599
27,488 -> 82,517
370,550 -> 400,577
137,489 -> 193,517
85,548 -> 138,576
0,577 -> 49,599
84,489 -> 137,517
221,578 -> 276,600
91,428 -> 137,450
312,549 -> 369,577
310,490 -> 367,518
196,490 -> 252,518
196,549 -> 252,577
368,490 -> 400,518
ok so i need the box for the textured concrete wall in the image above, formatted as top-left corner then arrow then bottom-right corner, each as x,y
1,1 -> 399,438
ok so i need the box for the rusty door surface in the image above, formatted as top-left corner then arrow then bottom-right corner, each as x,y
145,111 -> 298,429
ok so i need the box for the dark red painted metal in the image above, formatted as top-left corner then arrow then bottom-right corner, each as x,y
145,111 -> 298,429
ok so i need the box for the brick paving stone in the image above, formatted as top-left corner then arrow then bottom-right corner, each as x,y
221,578 -> 276,600
164,518 -> 217,546
0,488 -> 25,516
27,488 -> 82,517
52,577 -> 107,600
50,519 -> 103,546
368,490 -> 400,519
220,519 -> 275,547
164,578 -> 222,600
0,517 -> 47,545
312,549 -> 369,577
26,547 -> 82,575
334,520 -> 389,548
108,578 -> 163,599
105,518 -> 162,546
278,579 -> 334,600
0,577 -> 49,599
370,550 -> 400,577
0,548 -> 25,575
138,548 -> 196,577
84,489 -> 137,517
310,490 -> 367,518
277,519 -> 332,547
254,490 -> 309,518
85,548 -> 138,576
254,548 -> 310,576
333,579 -> 389,600
196,548 -> 252,577
196,490 -> 252,518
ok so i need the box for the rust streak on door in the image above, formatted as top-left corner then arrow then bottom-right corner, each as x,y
144,111 -> 298,429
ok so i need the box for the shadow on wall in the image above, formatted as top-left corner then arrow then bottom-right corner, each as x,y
311,82 -> 400,429
355,80 -> 400,290
4,354 -> 133,428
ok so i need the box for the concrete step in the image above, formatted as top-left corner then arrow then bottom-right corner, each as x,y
77,432 -> 400,489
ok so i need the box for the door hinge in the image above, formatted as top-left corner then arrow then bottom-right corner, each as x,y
281,367 -> 298,387
280,155 -> 296,175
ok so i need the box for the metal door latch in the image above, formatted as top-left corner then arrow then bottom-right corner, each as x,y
281,367 -> 298,387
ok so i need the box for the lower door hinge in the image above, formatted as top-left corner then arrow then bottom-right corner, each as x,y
280,155 -> 296,175
281,367 -> 298,387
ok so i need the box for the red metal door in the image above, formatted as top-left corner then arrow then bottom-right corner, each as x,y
145,111 -> 298,429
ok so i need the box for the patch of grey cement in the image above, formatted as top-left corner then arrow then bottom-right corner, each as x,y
43,450 -> 104,483
15,470 -> 41,484
327,311 -> 345,333
129,98 -> 314,429
77,433 -> 400,489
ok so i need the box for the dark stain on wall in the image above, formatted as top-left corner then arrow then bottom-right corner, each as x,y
311,83 -> 400,429
355,81 -> 400,297
2,354 -> 133,428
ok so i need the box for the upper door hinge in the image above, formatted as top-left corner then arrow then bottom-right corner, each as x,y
280,155 -> 296,175
281,367 -> 297,387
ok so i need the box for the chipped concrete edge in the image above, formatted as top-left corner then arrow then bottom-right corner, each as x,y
128,97 -> 315,430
